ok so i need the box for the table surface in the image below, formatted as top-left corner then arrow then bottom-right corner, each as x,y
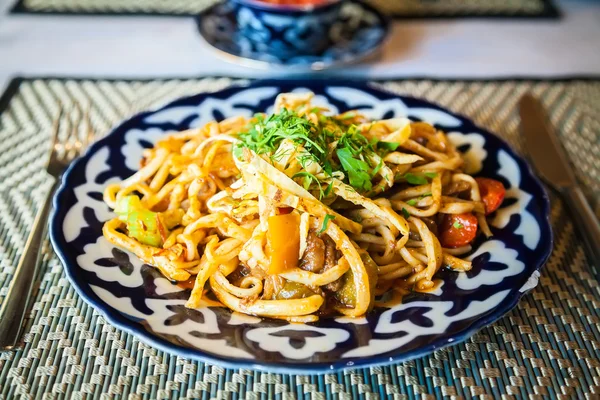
0,0 -> 600,95
0,76 -> 598,400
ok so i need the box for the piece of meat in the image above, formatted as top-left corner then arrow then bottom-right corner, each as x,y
426,132 -> 447,153
323,235 -> 336,271
262,275 -> 286,300
443,180 -> 472,197
409,231 -> 422,241
227,264 -> 250,286
299,231 -> 325,273
410,122 -> 436,146
324,280 -> 343,292
414,136 -> 428,146
420,217 -> 438,236
322,235 -> 343,292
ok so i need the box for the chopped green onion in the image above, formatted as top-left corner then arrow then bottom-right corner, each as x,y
453,221 -> 464,229
114,195 -> 166,247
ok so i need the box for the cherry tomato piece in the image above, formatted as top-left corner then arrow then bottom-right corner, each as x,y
439,213 -> 478,248
475,177 -> 506,215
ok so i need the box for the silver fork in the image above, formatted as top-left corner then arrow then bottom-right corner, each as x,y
0,104 -> 94,350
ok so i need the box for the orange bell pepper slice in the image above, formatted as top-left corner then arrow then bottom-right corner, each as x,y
267,213 -> 300,275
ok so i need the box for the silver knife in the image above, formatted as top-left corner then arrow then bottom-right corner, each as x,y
519,94 -> 600,271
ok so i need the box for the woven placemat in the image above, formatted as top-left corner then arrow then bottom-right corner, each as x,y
0,77 -> 599,399
9,0 -> 560,19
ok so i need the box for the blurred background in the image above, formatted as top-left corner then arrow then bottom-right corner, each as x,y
0,0 -> 599,94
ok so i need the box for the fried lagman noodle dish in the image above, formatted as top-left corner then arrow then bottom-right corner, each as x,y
102,92 -> 506,322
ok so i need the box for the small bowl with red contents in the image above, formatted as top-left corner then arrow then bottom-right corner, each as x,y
230,0 -> 343,58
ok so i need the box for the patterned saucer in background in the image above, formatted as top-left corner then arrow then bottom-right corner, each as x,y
195,1 -> 390,70
50,80 -> 552,374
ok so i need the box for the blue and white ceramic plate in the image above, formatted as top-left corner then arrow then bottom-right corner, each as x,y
50,80 -> 552,374
195,1 -> 390,70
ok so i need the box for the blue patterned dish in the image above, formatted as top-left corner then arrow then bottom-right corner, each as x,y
50,80 -> 552,374
232,0 -> 343,57
195,0 -> 389,70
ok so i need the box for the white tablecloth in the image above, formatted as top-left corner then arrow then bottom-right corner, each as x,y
0,0 -> 599,95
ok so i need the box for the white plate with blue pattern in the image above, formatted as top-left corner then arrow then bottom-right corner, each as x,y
195,0 -> 390,70
50,80 -> 552,373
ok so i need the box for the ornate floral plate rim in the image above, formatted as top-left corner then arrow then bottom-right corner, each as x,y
49,79 -> 553,374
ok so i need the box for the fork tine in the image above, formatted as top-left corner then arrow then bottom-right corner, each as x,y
66,103 -> 82,160
83,105 -> 94,149
72,103 -> 82,143
62,104 -> 72,157
50,104 -> 63,154
46,101 -> 96,177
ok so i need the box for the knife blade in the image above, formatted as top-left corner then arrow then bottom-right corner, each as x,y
519,94 -> 576,189
519,93 -> 600,268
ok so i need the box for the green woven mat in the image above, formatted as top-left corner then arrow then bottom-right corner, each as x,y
9,0 -> 560,18
0,77 -> 599,399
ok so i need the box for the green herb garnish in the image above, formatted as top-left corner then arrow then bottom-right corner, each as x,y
236,109 -> 326,159
403,173 -> 428,185
453,221 -> 464,229
377,141 -> 400,151
401,208 -> 410,219
336,148 -> 373,192
292,171 -> 325,199
318,214 -> 336,234
371,158 -> 384,177
407,199 -> 418,206
323,160 -> 333,176
232,145 -> 243,160
236,108 -> 397,194
402,173 -> 439,185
